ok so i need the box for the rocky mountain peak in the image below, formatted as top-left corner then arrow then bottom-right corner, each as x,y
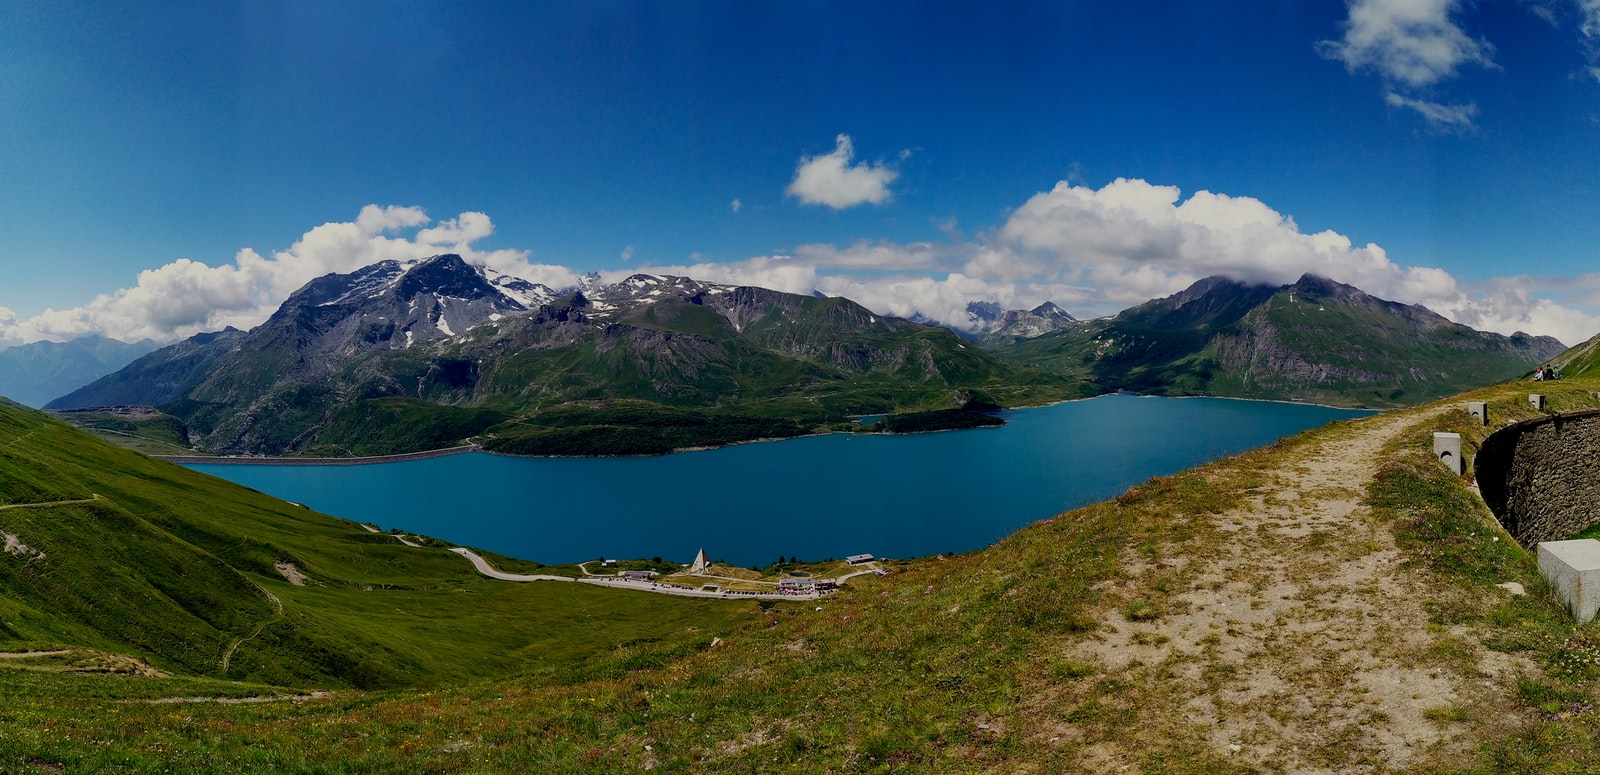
1030,301 -> 1074,321
965,301 -> 1005,324
393,254 -> 506,304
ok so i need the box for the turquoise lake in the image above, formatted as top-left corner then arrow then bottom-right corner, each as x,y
185,394 -> 1372,567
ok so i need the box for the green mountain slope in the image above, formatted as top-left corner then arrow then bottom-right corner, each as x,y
0,400 -> 747,688
998,274 -> 1565,408
1546,328 -> 1600,377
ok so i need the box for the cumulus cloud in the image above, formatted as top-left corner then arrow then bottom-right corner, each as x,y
620,175 -> 1598,344
6,183 -> 1597,353
730,198 -> 742,213
786,134 -> 898,209
0,205 -> 579,345
1002,178 -> 1432,293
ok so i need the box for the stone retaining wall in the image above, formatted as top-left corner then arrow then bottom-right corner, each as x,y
1476,409 -> 1600,547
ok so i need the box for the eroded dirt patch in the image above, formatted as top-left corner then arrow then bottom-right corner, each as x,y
274,560 -> 308,586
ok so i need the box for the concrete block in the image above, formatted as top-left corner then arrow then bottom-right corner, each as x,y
1467,402 -> 1487,425
1530,393 -> 1546,410
1538,540 -> 1600,623
1433,432 -> 1462,475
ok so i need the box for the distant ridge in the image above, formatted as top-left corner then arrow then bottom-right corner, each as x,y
995,273 -> 1566,408
0,335 -> 157,408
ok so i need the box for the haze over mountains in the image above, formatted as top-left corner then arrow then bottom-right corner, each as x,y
0,336 -> 157,409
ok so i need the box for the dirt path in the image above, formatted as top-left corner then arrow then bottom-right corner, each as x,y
0,493 -> 101,511
220,582 -> 283,673
0,650 -> 71,659
131,691 -> 333,705
1063,408 -> 1515,772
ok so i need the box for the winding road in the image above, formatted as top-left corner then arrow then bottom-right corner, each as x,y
450,548 -> 881,601
449,548 -> 574,582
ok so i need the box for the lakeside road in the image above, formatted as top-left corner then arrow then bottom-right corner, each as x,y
449,548 -> 879,601
448,548 -> 574,582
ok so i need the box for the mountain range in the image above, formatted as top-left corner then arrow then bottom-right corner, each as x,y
50,254 -> 1080,456
996,273 -> 1566,408
0,335 -> 157,408
962,300 -> 1081,345
37,258 -> 1577,455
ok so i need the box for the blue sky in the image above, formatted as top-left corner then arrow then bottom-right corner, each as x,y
4,0 -> 1600,345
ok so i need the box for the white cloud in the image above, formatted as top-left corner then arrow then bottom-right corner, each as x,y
1383,91 -> 1478,129
621,244 -> 634,262
355,204 -> 430,235
628,176 -> 1599,344
1318,0 -> 1495,87
1526,0 -> 1561,26
792,240 -> 953,270
0,205 -> 579,345
1583,0 -> 1600,36
6,184 -> 1597,353
1319,0 -> 1496,129
730,198 -> 742,213
786,134 -> 898,209
416,211 -> 494,246
1000,178 -> 1433,293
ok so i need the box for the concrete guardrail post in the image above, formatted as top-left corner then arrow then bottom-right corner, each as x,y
1467,402 -> 1487,425
1538,540 -> 1600,623
1530,394 -> 1546,410
1433,432 -> 1462,476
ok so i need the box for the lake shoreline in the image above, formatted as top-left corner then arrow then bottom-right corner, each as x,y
169,392 -> 1378,465
158,444 -> 481,466
181,395 -> 1370,568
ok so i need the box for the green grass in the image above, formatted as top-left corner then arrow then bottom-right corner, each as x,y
47,409 -> 197,455
0,403 -> 752,692
0,394 -> 1281,772
16,378 -> 1600,771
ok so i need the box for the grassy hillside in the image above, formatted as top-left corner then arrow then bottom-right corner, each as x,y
9,382 -> 1600,772
45,407 -> 195,455
0,400 -> 750,692
1547,329 -> 1600,377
